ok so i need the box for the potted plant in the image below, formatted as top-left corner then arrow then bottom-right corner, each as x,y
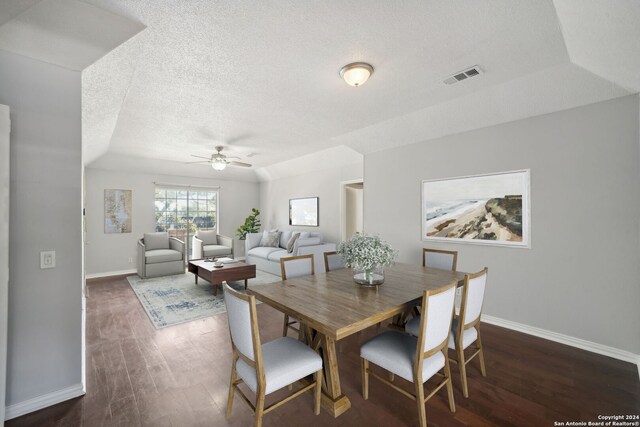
236,208 -> 261,240
337,233 -> 398,286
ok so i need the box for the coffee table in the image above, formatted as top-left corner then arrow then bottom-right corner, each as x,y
187,259 -> 256,295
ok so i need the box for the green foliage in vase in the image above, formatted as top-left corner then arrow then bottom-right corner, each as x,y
236,208 -> 261,240
337,233 -> 398,271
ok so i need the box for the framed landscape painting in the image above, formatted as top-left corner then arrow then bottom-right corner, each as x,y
289,197 -> 319,226
422,170 -> 530,247
104,189 -> 132,233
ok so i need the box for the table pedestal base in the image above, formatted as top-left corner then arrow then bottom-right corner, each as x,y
320,393 -> 351,418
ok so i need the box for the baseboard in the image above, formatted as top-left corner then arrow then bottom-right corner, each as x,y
85,269 -> 137,279
482,314 -> 640,379
5,383 -> 85,420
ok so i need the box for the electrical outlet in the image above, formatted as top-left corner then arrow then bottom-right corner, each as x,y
40,251 -> 56,269
128,257 -> 133,263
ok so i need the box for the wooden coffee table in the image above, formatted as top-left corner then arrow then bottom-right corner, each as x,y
187,259 -> 256,295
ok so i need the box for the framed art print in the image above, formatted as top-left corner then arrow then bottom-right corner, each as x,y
422,170 -> 530,247
289,197 -> 319,227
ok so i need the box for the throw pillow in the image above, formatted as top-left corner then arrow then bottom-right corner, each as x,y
260,231 -> 281,247
286,232 -> 300,253
144,232 -> 170,251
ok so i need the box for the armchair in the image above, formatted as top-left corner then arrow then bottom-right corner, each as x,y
137,232 -> 185,278
192,230 -> 234,259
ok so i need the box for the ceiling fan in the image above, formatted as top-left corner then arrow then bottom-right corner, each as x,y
188,146 -> 252,171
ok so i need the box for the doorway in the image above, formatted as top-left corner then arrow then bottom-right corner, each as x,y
340,180 -> 364,242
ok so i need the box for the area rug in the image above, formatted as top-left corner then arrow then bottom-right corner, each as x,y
127,270 -> 281,329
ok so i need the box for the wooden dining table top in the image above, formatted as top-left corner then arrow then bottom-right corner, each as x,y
249,262 -> 467,341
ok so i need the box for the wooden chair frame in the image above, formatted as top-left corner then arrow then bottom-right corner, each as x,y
362,281 -> 457,427
323,251 -> 338,272
280,254 -> 315,337
450,267 -> 488,398
422,248 -> 458,271
224,283 -> 322,427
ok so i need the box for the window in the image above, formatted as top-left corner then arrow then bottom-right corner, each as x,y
154,187 -> 218,257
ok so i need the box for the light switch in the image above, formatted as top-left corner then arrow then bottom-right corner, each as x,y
40,251 -> 56,269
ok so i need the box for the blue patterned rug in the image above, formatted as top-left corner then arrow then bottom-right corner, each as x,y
127,270 -> 281,329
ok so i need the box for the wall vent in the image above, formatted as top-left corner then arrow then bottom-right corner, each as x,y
443,65 -> 483,85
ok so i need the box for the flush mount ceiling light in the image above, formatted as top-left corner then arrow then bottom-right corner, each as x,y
340,62 -> 374,87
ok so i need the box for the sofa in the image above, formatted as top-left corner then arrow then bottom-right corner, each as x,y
245,230 -> 336,276
192,230 -> 234,259
137,232 -> 185,278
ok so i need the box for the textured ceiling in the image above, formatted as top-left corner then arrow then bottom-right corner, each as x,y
0,1 -> 638,180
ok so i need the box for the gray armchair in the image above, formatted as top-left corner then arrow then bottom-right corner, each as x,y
137,232 -> 185,278
192,230 -> 234,259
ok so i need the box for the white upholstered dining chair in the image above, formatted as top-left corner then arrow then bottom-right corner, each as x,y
423,248 -> 458,271
323,251 -> 346,272
223,282 -> 323,427
280,254 -> 314,337
406,267 -> 488,398
360,281 -> 457,427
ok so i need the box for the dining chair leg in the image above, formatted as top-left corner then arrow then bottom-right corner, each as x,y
361,358 -> 369,400
414,381 -> 427,427
226,356 -> 237,419
457,346 -> 469,398
314,369 -> 323,415
282,314 -> 289,337
443,350 -> 456,413
255,388 -> 266,427
477,329 -> 487,377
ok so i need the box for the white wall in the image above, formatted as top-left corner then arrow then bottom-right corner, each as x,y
0,51 -> 84,413
259,162 -> 363,245
0,104 -> 10,422
364,95 -> 640,355
85,168 -> 260,275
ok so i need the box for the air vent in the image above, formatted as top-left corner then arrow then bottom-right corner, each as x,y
443,65 -> 483,85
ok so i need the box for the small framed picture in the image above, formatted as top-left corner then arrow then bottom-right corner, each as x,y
289,197 -> 319,227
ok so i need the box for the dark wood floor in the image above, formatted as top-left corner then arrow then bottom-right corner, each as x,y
7,274 -> 640,426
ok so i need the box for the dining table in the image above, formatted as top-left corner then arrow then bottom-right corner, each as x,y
248,262 -> 468,418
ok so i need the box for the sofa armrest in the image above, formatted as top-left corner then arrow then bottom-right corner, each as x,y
169,237 -> 185,259
292,237 -> 322,255
245,232 -> 262,255
192,236 -> 203,259
217,234 -> 234,258
137,239 -> 146,278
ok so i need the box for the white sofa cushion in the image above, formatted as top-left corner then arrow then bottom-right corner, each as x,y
360,331 -> 445,384
236,337 -> 322,394
247,247 -> 282,259
145,249 -> 182,264
144,232 -> 170,250
197,230 -> 218,245
267,249 -> 289,262
279,230 -> 292,249
203,244 -> 231,257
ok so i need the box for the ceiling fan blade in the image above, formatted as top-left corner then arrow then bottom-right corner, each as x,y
229,161 -> 252,168
191,154 -> 211,160
225,156 -> 241,160
185,160 -> 211,164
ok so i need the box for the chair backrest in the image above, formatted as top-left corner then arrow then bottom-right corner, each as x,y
280,254 -> 315,280
223,283 -> 261,363
323,251 -> 346,272
460,267 -> 488,328
196,230 -> 219,245
416,282 -> 457,355
422,248 -> 458,271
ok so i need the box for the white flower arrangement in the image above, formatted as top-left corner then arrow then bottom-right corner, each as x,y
337,233 -> 398,271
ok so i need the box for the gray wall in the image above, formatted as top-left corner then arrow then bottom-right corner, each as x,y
85,168 -> 260,275
259,162 -> 363,245
364,95 -> 640,354
1,104 -> 10,421
0,51 -> 84,406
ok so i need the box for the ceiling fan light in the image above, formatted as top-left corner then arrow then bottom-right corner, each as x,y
340,62 -> 373,87
211,160 -> 227,171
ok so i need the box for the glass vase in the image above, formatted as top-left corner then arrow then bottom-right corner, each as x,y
353,264 -> 385,287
